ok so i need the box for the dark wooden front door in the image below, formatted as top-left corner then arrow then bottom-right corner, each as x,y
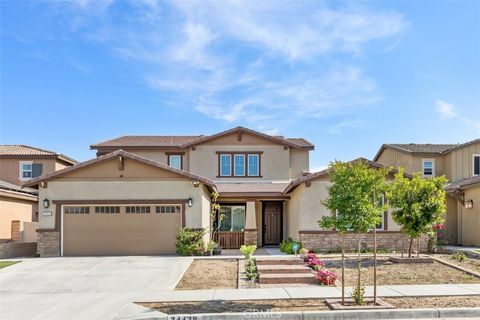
263,202 -> 282,245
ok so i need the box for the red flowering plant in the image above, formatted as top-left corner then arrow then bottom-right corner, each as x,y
315,268 -> 337,286
433,223 -> 445,230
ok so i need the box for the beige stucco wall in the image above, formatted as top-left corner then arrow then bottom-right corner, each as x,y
459,186 -> 480,246
0,158 -> 57,186
289,149 -> 309,179
445,195 -> 459,244
449,142 -> 480,181
287,178 -> 331,241
0,193 -> 37,240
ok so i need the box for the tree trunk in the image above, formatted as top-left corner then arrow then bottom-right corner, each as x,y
408,237 -> 414,258
417,238 -> 420,257
357,233 -> 361,299
342,234 -> 345,305
373,228 -> 377,305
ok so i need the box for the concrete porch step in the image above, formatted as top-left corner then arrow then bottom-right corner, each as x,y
257,264 -> 312,274
255,258 -> 304,265
258,273 -> 317,284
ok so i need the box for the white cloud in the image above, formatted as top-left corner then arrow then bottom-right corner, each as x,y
327,119 -> 367,134
436,100 -> 457,119
436,100 -> 480,133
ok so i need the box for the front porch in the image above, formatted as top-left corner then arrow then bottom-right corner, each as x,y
212,199 -> 287,249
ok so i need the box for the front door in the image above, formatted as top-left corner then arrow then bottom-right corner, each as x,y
263,202 -> 282,245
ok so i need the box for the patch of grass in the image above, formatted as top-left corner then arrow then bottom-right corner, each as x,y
474,249 -> 480,254
0,261 -> 20,269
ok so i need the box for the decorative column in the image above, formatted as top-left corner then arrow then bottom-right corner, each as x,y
244,201 -> 257,245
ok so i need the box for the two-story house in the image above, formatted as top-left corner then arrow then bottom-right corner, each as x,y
25,127 -> 417,257
0,145 -> 77,241
374,139 -> 480,246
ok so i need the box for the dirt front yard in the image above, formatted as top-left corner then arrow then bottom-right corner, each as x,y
433,254 -> 480,273
325,257 -> 480,286
175,259 -> 238,290
141,296 -> 480,314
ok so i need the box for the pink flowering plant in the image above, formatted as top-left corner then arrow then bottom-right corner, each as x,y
305,253 -> 325,271
315,268 -> 337,286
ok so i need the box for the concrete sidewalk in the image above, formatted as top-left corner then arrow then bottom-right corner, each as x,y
134,283 -> 480,302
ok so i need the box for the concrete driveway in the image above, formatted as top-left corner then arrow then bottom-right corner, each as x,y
0,256 -> 192,320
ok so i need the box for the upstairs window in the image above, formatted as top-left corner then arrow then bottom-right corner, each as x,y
20,162 -> 32,179
19,162 -> 43,179
218,152 -> 261,177
248,154 -> 259,176
220,154 -> 232,176
474,155 -> 480,176
234,154 -> 245,176
168,154 -> 182,170
422,159 -> 435,177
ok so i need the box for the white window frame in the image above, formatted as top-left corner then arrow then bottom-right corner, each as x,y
220,154 -> 232,177
422,159 -> 435,177
247,154 -> 260,176
473,154 -> 480,176
19,161 -> 33,180
168,155 -> 182,170
234,154 -> 245,176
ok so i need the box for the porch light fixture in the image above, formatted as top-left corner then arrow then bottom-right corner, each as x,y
191,180 -> 200,187
43,198 -> 50,209
465,199 -> 473,209
188,197 -> 193,207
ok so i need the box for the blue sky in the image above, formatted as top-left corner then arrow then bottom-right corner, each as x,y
1,0 -> 479,171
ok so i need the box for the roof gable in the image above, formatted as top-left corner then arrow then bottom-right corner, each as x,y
23,150 -> 215,188
181,126 -> 314,149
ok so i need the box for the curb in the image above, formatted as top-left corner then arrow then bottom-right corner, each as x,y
129,307 -> 480,319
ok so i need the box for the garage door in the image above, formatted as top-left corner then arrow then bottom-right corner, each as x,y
62,204 -> 182,256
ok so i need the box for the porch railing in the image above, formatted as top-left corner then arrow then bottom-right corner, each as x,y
213,231 -> 244,249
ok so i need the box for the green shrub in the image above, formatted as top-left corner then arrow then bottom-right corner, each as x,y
351,285 -> 365,305
175,227 -> 206,256
279,237 -> 302,254
452,251 -> 467,262
245,258 -> 258,280
240,245 -> 257,259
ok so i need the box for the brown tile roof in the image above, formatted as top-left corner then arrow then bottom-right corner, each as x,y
374,138 -> 480,161
445,175 -> 480,192
387,143 -> 456,153
91,127 -> 314,150
91,135 -> 204,148
0,145 -> 77,165
216,183 -> 290,194
23,150 -> 216,189
283,158 -> 411,194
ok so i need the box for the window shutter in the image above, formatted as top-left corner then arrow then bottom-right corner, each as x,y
32,164 -> 43,178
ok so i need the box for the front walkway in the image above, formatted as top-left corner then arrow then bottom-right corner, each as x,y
442,245 -> 480,257
221,247 -> 286,256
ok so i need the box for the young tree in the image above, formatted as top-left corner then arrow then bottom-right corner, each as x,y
319,160 -> 388,305
209,191 -> 223,241
387,168 -> 447,258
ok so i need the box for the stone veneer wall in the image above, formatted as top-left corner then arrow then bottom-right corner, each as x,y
37,231 -> 60,257
244,229 -> 258,246
299,231 -> 429,253
0,242 -> 37,259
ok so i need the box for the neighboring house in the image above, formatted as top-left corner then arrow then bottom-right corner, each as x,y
374,139 -> 480,246
25,127 -> 420,257
0,145 -> 77,241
